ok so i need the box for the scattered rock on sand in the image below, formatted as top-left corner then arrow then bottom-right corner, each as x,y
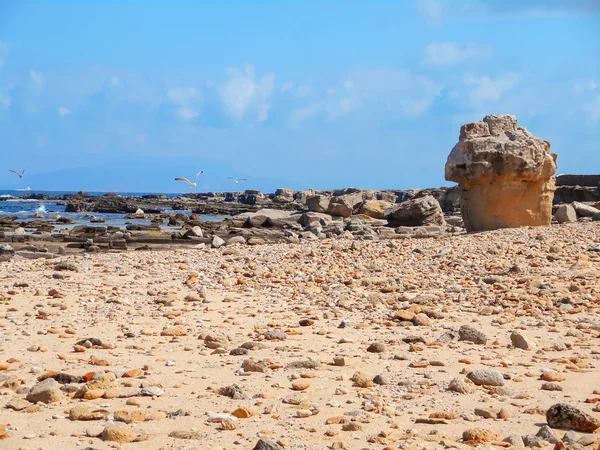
466,369 -> 505,386
101,425 -> 136,443
253,439 -> 285,450
555,204 -> 577,224
546,403 -> 600,432
459,325 -> 488,344
510,330 -> 537,350
25,378 -> 63,404
462,428 -> 502,445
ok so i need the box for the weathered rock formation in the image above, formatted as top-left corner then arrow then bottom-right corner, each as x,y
445,114 -> 557,232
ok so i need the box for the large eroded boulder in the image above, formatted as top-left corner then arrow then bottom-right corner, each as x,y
445,114 -> 557,232
384,195 -> 445,227
327,193 -> 363,218
359,200 -> 393,219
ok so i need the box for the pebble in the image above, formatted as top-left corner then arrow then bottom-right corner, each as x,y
466,369 -> 505,386
546,403 -> 600,432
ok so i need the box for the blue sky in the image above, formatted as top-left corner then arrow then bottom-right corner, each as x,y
0,0 -> 599,193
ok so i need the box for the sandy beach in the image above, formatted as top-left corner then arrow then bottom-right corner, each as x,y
1,221 -> 599,449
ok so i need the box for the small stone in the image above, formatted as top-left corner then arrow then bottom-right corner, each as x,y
504,434 -> 525,447
6,397 -> 30,411
341,422 -> 362,432
510,330 -> 537,350
333,357 -> 346,366
413,313 -> 432,326
292,381 -> 310,391
252,439 -> 285,450
140,386 -> 164,397
462,428 -> 502,444
231,407 -> 252,418
373,374 -> 391,385
546,403 -> 600,432
26,378 -> 63,404
542,382 -> 563,391
86,426 -> 104,437
101,425 -> 136,443
242,358 -> 269,373
218,384 -> 248,400
474,407 -> 499,419
351,371 -> 373,388
459,325 -> 488,345
366,342 -> 387,353
448,377 -> 475,394
541,371 -> 565,382
536,425 -> 559,443
161,326 -> 187,337
466,369 -> 505,386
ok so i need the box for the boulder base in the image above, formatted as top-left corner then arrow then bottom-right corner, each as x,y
459,178 -> 555,232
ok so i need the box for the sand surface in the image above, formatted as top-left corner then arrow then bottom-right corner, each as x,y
0,222 -> 599,450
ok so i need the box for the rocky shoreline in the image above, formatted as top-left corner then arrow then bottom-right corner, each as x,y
1,177 -> 599,259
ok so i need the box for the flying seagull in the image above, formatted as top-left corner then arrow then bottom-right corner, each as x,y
228,177 -> 247,184
9,169 -> 25,179
174,171 -> 204,188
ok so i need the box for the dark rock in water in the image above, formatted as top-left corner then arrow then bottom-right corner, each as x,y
252,439 -> 285,450
56,217 -> 75,224
546,403 -> 600,432
65,201 -> 88,213
385,195 -> 445,227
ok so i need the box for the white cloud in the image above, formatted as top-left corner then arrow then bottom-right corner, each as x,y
257,104 -> 270,123
58,106 -> 71,117
290,103 -> 322,128
0,41 -> 11,68
348,68 -> 444,117
219,64 -> 275,122
289,69 -> 442,128
281,81 -> 295,93
417,0 -> 447,23
29,71 -> 45,90
464,73 -> 519,104
294,85 -> 312,98
167,87 -> 201,120
328,97 -> 360,119
178,107 -> 199,120
422,42 -> 491,67
574,80 -> 598,93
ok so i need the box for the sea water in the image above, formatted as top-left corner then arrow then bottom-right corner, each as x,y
0,189 -> 227,231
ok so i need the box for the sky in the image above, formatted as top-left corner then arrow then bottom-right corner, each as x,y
0,0 -> 599,193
